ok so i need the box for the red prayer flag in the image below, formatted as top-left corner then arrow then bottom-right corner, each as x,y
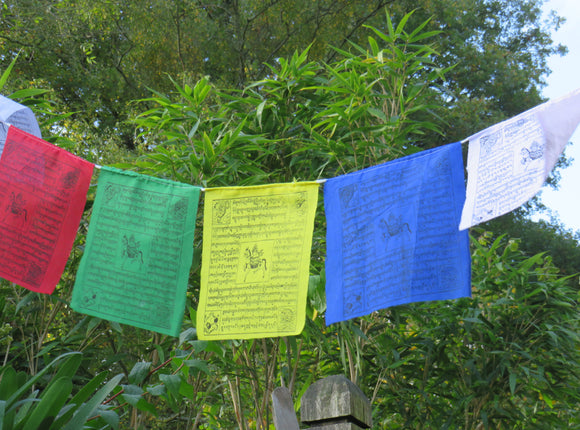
0,126 -> 94,294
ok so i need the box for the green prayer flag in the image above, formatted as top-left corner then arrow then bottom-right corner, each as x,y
71,166 -> 201,336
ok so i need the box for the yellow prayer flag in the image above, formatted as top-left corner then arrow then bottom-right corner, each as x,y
197,182 -> 319,340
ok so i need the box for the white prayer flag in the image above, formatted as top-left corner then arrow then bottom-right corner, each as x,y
0,94 -> 42,159
459,88 -> 580,230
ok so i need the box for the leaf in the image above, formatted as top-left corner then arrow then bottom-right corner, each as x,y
463,318 -> 483,324
0,368 -> 17,400
367,107 -> 387,122
98,409 -> 119,430
9,89 -> 49,99
308,275 -> 320,297
0,52 -> 19,91
394,10 -> 414,36
120,384 -> 144,408
14,292 -> 38,315
21,377 -> 73,430
52,354 -> 82,382
191,246 -> 202,272
407,17 -> 434,41
159,374 -> 181,397
184,359 -> 210,375
13,392 -> 39,427
202,132 -> 215,160
368,37 -> 379,56
542,391 -> 553,408
388,359 -> 410,369
188,118 -> 201,140
121,393 -> 141,407
134,397 -> 158,416
153,344 -> 166,363
128,362 -> 152,385
87,316 -> 102,333
256,100 -> 266,130
187,340 -> 208,353
509,372 -> 516,396
50,372 -> 109,429
0,399 -> 5,430
178,382 -> 194,399
408,30 -> 442,43
6,352 -> 79,410
179,328 -> 197,345
61,373 -> 123,430
109,321 -> 123,334
146,384 -> 166,397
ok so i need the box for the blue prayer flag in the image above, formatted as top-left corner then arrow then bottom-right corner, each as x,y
324,142 -> 471,325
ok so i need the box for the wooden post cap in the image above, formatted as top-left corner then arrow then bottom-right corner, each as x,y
300,375 -> 372,428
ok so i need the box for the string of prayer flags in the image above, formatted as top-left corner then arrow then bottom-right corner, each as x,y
71,166 -> 201,337
197,182 -> 319,340
0,126 -> 94,294
324,142 -> 471,325
460,87 -> 580,229
0,88 -> 576,336
0,95 -> 42,158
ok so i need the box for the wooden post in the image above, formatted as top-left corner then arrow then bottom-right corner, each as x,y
300,375 -> 372,429
271,386 -> 300,430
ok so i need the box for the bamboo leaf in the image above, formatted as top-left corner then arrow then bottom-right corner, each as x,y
509,372 -> 516,396
0,53 -> 19,91
6,353 -> 80,410
394,10 -> 414,36
21,378 -> 73,430
62,373 -> 123,430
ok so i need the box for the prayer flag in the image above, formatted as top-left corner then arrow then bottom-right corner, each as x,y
197,183 -> 319,340
0,95 -> 42,158
71,166 -> 201,337
460,88 -> 580,229
324,142 -> 470,325
0,126 -> 94,294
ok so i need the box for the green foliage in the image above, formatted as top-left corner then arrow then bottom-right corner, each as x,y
386,0 -> 567,145
133,10 -> 448,185
0,353 -> 123,429
0,0 -> 405,150
366,233 -> 580,429
0,0 -> 565,150
0,4 -> 578,430
485,212 -> 580,276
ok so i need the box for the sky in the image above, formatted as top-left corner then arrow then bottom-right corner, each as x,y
535,0 -> 580,231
